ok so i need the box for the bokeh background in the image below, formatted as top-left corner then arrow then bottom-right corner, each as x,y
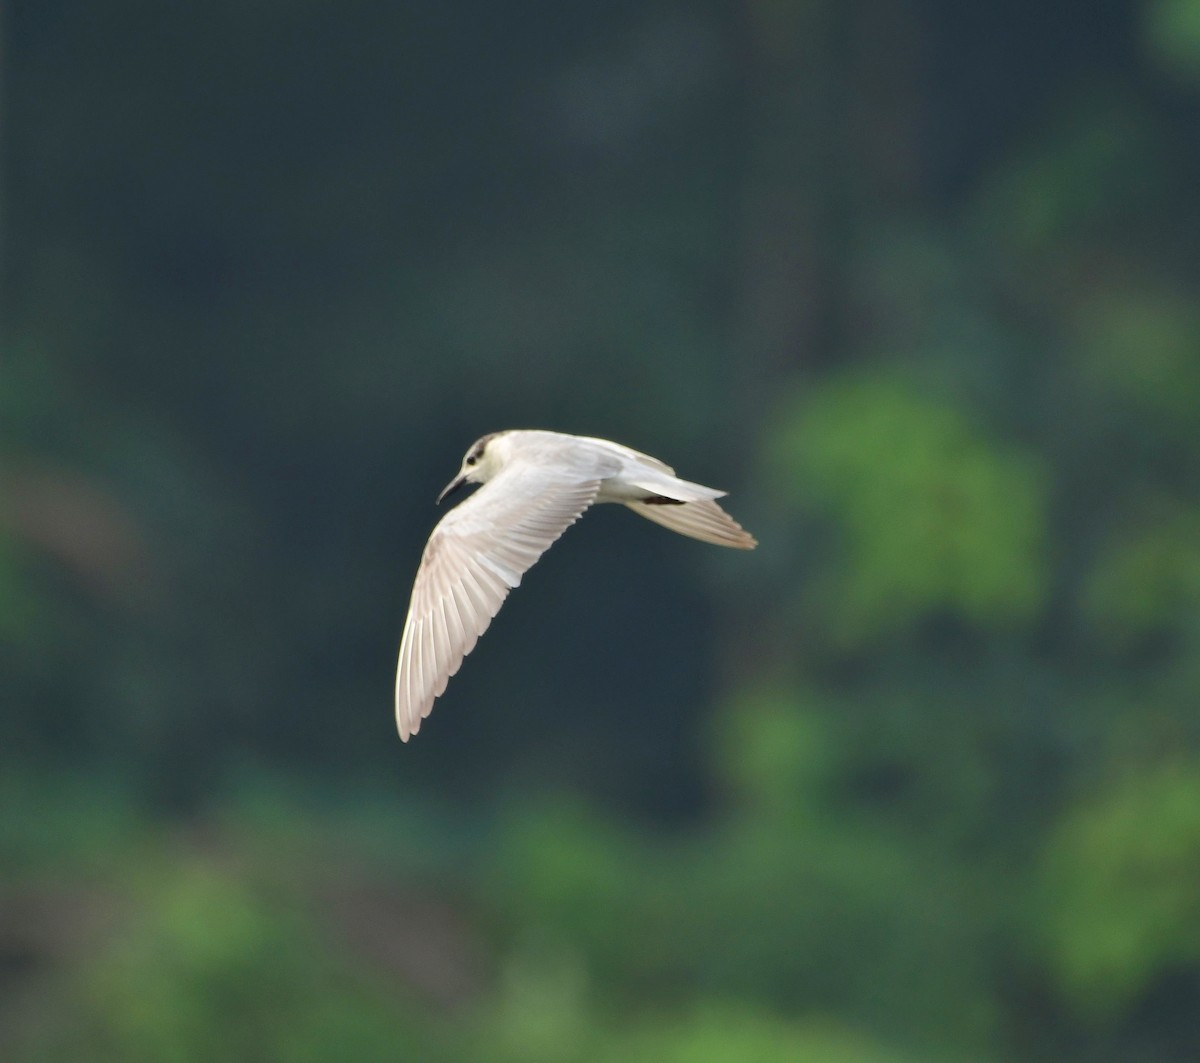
5,1 -> 1200,1060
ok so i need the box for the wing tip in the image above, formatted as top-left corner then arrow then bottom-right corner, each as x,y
395,702 -> 412,741
396,709 -> 422,742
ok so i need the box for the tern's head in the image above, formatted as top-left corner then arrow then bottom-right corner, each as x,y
437,431 -> 507,504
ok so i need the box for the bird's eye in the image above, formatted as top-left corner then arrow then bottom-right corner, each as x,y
466,454 -> 478,466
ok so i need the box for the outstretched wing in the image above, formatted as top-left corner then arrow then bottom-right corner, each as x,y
394,464 -> 602,740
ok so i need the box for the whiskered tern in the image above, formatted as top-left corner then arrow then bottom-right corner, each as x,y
394,430 -> 756,740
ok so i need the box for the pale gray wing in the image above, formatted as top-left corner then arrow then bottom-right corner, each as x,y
395,466 -> 603,741
577,434 -> 677,476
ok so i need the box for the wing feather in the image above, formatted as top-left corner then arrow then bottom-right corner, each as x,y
395,466 -> 602,740
625,498 -> 757,550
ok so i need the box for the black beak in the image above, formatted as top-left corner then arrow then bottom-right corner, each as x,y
436,474 -> 467,505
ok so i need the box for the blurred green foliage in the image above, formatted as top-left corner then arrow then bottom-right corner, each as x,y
1038,764 -> 1200,1019
594,1006 -> 910,1063
80,870 -> 431,1063
770,376 -> 1046,645
1076,287 -> 1200,437
1081,503 -> 1200,649
1145,0 -> 1200,83
5,1 -> 1200,1061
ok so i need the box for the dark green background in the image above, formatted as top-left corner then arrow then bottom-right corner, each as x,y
5,1 -> 1200,1059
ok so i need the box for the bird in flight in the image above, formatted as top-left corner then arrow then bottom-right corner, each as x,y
394,430 -> 756,740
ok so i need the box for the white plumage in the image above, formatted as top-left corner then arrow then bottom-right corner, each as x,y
394,430 -> 756,741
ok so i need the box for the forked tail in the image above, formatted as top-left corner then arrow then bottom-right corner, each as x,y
625,497 -> 757,549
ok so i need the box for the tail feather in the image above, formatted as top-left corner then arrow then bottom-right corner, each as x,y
629,475 -> 726,503
626,498 -> 757,550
